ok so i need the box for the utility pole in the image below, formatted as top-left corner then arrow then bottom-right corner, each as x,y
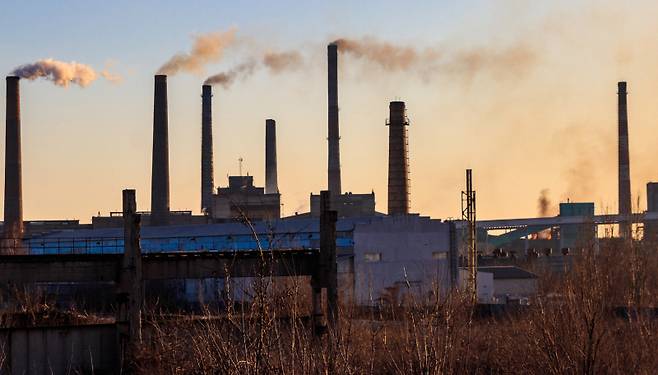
462,169 -> 477,302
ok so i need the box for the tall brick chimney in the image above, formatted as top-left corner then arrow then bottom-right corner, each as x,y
201,84 -> 214,215
265,119 -> 278,194
618,81 -> 631,238
327,43 -> 342,196
387,101 -> 410,215
151,75 -> 170,226
3,76 -> 23,250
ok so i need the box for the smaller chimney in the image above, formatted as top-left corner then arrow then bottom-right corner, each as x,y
201,84 -> 214,215
387,101 -> 410,215
618,81 -> 631,238
3,76 -> 23,252
265,119 -> 278,194
150,75 -> 170,226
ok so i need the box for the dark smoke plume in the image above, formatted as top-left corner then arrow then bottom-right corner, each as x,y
204,49 -> 302,87
158,29 -> 236,75
203,60 -> 257,87
332,38 -> 427,70
538,189 -> 552,217
332,37 -> 536,80
10,58 -> 119,87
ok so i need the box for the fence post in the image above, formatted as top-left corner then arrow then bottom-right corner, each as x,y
312,190 -> 338,336
117,189 -> 143,355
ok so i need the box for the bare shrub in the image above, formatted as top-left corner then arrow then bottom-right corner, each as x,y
130,240 -> 658,374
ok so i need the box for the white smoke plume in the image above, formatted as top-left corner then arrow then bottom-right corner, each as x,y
157,29 -> 236,75
11,59 -> 101,87
101,70 -> 122,84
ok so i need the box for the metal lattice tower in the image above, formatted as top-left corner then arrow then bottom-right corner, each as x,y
462,169 -> 477,301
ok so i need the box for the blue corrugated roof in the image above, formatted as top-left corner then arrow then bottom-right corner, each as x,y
26,216 -> 382,255
35,216 -> 378,239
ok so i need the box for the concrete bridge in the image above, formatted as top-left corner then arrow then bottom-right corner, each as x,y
0,249 -> 319,284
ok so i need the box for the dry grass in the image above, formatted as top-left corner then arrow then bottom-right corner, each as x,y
0,287 -> 112,328
133,241 -> 658,374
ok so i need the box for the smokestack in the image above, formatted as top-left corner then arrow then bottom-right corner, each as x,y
387,101 -> 410,215
618,81 -> 631,238
327,43 -> 342,195
151,75 -> 170,226
265,119 -> 278,194
201,84 -> 214,215
3,76 -> 23,249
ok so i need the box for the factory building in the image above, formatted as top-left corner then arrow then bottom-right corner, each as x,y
3,49 -> 653,312
210,175 -> 281,222
645,182 -> 658,244
353,215 -> 452,305
477,266 -> 538,302
26,215 -> 455,305
558,202 -> 596,251
459,266 -> 538,303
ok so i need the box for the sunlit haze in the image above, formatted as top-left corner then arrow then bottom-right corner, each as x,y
2,0 -> 658,223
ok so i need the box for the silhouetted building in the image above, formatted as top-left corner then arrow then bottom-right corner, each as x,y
310,192 -> 376,218
211,176 -> 280,221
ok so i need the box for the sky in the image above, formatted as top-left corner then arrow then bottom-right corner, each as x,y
1,0 -> 658,223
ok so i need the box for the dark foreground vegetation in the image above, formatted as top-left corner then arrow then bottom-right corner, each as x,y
1,242 -> 657,374
131,242 -> 658,374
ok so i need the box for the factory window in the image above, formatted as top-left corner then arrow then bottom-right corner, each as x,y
364,252 -> 382,262
432,252 -> 447,260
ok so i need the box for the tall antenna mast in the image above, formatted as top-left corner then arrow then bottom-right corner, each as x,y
238,157 -> 244,176
462,169 -> 477,302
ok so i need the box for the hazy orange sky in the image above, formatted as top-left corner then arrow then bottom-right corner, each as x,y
1,0 -> 658,223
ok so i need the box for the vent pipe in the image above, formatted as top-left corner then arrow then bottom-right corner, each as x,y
327,43 -> 342,195
150,75 -> 170,226
618,81 -> 631,238
265,119 -> 278,194
3,76 -> 23,251
201,84 -> 214,214
387,101 -> 410,215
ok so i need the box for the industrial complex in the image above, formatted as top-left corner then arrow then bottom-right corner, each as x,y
2,42 -> 658,307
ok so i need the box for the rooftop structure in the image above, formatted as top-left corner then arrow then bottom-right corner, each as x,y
309,192 -> 377,218
211,175 -> 280,222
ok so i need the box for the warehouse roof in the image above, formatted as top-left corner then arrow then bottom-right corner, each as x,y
34,216 -> 382,240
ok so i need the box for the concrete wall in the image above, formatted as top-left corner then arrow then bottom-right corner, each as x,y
0,324 -> 118,374
352,216 -> 451,306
